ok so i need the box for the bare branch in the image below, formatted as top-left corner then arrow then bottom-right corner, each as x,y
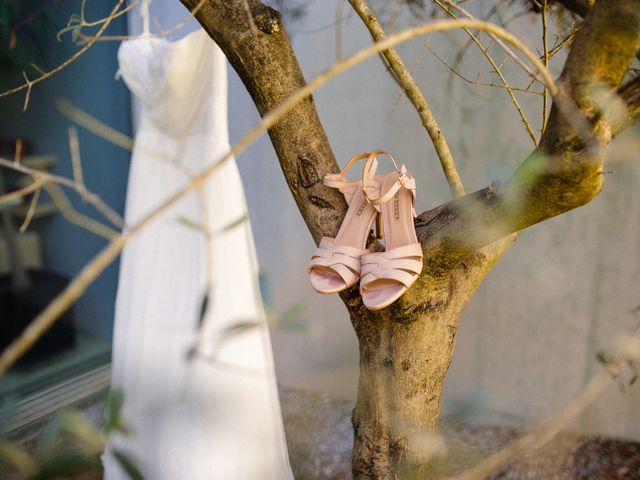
21,72 -> 32,112
19,185 -> 41,233
0,178 -> 44,207
348,0 -> 466,198
44,184 -> 119,239
0,0 -> 126,99
415,0 -> 640,277
56,99 -> 134,150
429,48 -> 543,96
73,0 -> 207,44
541,0 -> 549,135
445,1 -> 543,86
68,127 -> 85,189
0,157 -> 124,229
433,0 -> 538,145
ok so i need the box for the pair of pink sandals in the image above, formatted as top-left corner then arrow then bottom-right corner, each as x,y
308,150 -> 423,310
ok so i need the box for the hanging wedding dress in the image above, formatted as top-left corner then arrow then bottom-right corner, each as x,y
103,30 -> 293,479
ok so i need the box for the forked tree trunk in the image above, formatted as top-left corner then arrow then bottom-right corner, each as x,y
183,0 -> 640,477
344,237 -> 513,478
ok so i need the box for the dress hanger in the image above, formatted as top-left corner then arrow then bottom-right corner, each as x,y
141,0 -> 151,36
114,0 -> 153,81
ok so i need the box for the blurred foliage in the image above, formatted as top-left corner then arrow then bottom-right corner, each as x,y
0,0 -> 63,73
0,389 -> 141,480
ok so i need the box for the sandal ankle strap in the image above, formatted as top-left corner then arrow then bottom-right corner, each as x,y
323,152 -> 379,205
361,151 -> 416,210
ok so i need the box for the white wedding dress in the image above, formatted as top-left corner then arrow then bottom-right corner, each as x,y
104,30 -> 293,479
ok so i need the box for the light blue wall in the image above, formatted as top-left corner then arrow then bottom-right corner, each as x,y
0,2 -> 131,338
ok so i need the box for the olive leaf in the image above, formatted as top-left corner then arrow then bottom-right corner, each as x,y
112,449 -> 144,480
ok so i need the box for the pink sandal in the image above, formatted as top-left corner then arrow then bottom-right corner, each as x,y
308,153 -> 381,294
359,152 -> 423,310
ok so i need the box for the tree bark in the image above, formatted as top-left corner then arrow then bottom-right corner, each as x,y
180,0 -> 347,245
347,236 -> 513,477
181,0 -> 640,477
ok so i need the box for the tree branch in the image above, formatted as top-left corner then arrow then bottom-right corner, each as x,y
180,0 -> 347,244
183,0 -> 638,281
553,0 -> 640,62
433,0 -> 538,145
416,0 -> 640,277
347,0 -> 466,198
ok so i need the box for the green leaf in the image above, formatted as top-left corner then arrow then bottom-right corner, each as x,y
56,25 -> 78,42
176,216 -> 207,233
209,320 -> 262,357
0,439 -> 37,476
216,214 -> 248,233
219,320 -> 261,340
35,412 -> 64,457
36,448 -> 99,479
68,13 -> 82,24
79,0 -> 87,22
272,301 -> 307,330
596,350 -> 614,365
198,292 -> 209,328
104,389 -> 129,435
113,449 -> 144,480
59,411 -> 105,453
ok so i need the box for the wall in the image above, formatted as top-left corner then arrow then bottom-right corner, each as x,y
0,2 -> 131,338
227,0 -> 640,441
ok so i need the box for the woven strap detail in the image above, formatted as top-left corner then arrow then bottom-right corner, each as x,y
360,243 -> 423,290
309,237 -> 368,286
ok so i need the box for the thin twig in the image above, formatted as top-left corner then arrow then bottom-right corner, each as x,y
76,0 -> 207,43
446,3 -> 501,86
430,48 -> 543,95
541,0 -> 550,136
68,127 -> 85,189
70,0 -> 139,29
29,63 -> 46,76
445,1 -> 541,85
44,184 -> 118,239
0,0 -> 126,99
348,0 -> 465,198
442,2 -> 596,147
21,72 -> 32,112
546,27 -> 577,61
434,0 -> 537,145
0,18 -> 575,375
0,178 -> 45,206
0,157 -> 124,229
19,186 -> 41,233
56,99 -> 134,151
335,0 -> 345,61
13,139 -> 23,165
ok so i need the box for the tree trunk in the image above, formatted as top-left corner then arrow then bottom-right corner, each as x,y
346,237 -> 513,478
